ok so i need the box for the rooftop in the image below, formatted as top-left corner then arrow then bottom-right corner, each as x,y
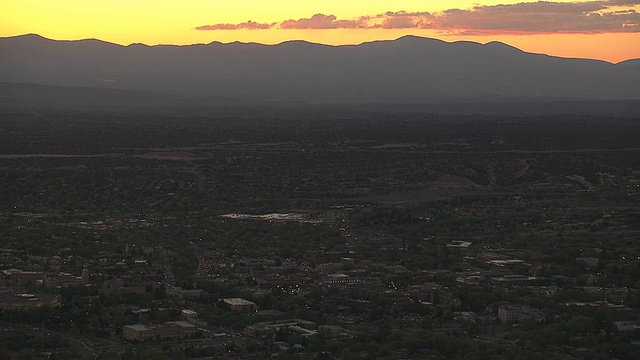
221,297 -> 256,306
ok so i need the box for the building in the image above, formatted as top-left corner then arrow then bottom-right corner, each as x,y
181,309 -> 198,321
447,241 -> 472,250
181,309 -> 207,326
44,266 -> 91,288
613,321 -> 640,332
490,275 -> 540,285
0,293 -> 60,310
165,284 -> 203,298
498,304 -> 544,323
2,269 -> 45,287
219,298 -> 258,312
123,321 -> 197,342
122,324 -> 155,342
244,319 -> 318,338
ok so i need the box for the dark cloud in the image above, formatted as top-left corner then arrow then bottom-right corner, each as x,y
608,0 -> 640,5
433,1 -> 640,34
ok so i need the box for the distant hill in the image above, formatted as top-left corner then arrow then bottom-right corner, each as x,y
1,34 -> 639,105
3,82 -> 640,116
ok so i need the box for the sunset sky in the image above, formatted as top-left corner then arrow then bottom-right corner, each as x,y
1,0 -> 639,63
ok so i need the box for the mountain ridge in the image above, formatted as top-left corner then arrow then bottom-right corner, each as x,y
6,33 -> 624,63
1,33 -> 638,104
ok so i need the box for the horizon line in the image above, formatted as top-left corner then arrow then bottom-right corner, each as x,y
4,32 -> 638,65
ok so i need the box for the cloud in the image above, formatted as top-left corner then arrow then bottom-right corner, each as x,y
608,0 -> 640,5
195,1 -> 640,34
433,1 -> 640,34
196,20 -> 274,31
376,11 -> 435,29
280,14 -> 368,29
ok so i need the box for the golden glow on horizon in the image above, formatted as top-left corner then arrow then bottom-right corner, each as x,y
1,0 -> 639,63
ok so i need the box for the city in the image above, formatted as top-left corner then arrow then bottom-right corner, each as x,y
1,110 -> 639,359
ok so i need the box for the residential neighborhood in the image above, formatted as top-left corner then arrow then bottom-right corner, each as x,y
2,111 -> 640,359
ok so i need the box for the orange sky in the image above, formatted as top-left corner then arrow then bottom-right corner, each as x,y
1,0 -> 639,63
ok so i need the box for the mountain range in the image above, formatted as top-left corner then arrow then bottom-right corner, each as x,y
1,34 -> 639,105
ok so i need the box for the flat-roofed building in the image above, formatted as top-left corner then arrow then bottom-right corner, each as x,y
244,319 -> 317,338
123,321 -> 197,342
498,304 -> 544,323
220,297 -> 258,312
123,324 -> 155,342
